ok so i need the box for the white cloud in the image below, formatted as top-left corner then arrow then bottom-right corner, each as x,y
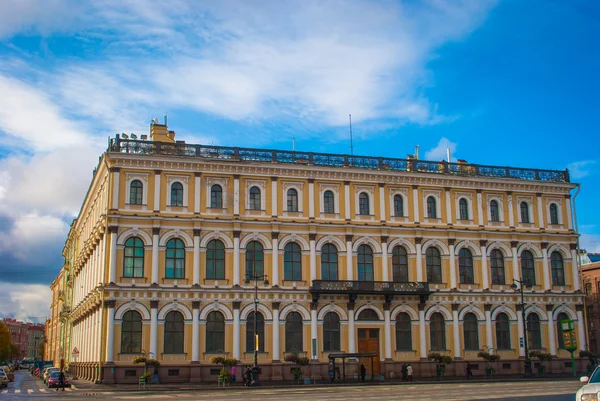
424,137 -> 457,161
0,283 -> 51,323
581,233 -> 600,254
567,160 -> 597,180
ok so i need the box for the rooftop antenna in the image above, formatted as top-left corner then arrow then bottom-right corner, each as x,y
349,114 -> 354,157
164,114 -> 168,126
414,145 -> 419,160
292,137 -> 295,152
447,148 -> 451,163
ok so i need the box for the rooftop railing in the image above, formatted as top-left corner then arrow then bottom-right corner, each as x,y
108,137 -> 570,183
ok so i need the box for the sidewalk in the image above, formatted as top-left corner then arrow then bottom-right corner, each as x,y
70,374 -> 583,393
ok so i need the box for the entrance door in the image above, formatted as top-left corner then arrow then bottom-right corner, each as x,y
357,328 -> 380,376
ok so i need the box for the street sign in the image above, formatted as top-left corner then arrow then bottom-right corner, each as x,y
519,337 -> 524,348
312,338 -> 317,358
561,320 -> 575,332
72,347 -> 80,356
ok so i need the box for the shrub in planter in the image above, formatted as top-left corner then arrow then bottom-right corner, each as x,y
529,351 -> 552,373
477,351 -> 500,362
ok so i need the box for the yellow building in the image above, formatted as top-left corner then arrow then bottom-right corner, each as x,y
47,122 -> 585,383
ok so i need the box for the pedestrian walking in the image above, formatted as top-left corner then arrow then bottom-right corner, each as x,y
152,366 -> 160,384
231,365 -> 237,383
466,362 -> 473,379
360,364 -> 366,383
57,371 -> 65,391
401,364 -> 407,381
329,366 -> 335,383
406,364 -> 413,381
245,366 -> 253,387
335,366 -> 341,381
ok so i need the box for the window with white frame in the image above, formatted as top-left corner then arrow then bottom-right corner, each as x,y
393,194 -> 404,217
426,196 -> 437,219
249,186 -> 261,210
165,175 -> 189,208
125,173 -> 149,207
459,198 -> 469,220
549,203 -> 559,225
323,190 -> 335,214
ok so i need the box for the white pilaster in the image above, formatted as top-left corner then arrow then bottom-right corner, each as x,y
445,189 -> 452,224
419,308 -> 427,359
416,241 -> 423,282
379,184 -> 386,221
413,186 -> 420,222
512,245 -> 519,287
192,305 -> 200,362
272,306 -> 280,361
381,240 -> 389,281
150,303 -> 158,357
508,193 -> 514,227
542,246 -> 551,290
112,169 -> 120,209
271,236 -> 279,286
194,174 -> 201,213
452,308 -> 460,359
309,180 -> 315,218
233,306 -> 241,360
485,309 -> 493,354
546,308 -> 556,356
105,302 -> 115,362
477,191 -> 484,226
152,231 -> 159,284
566,196 -> 573,230
517,310 -> 525,357
449,242 -> 457,289
233,234 -> 240,286
348,307 -> 356,353
481,244 -> 489,289
346,239 -> 353,280
109,227 -> 118,284
193,232 -> 200,286
344,182 -> 351,220
309,237 -> 317,283
384,307 -> 392,360
154,171 -> 161,211
571,248 -> 580,291
311,306 -> 318,359
234,175 -> 240,215
577,309 -> 586,353
537,195 -> 544,228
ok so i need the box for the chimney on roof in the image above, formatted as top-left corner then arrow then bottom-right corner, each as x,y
150,118 -> 176,143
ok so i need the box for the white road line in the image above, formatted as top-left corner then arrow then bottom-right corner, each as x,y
65,387 -> 72,391
28,389 -> 34,393
40,388 -> 47,392
14,389 -> 20,393
1,389 -> 7,394
71,384 -> 78,389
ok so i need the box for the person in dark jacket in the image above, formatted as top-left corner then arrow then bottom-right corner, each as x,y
360,364 -> 366,383
57,371 -> 65,391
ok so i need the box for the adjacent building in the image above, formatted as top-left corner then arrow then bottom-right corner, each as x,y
581,262 -> 600,355
27,324 -> 45,359
47,122 -> 585,384
3,318 -> 45,359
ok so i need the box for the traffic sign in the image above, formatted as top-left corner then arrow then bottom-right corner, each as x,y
519,337 -> 524,348
72,347 -> 80,356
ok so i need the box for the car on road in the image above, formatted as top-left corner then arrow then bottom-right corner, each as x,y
43,367 -> 59,383
0,370 -> 8,388
577,367 -> 600,400
47,371 -> 70,389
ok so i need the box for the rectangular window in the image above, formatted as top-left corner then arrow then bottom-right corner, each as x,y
168,369 -> 179,376
125,370 -> 137,377
502,363 -> 512,370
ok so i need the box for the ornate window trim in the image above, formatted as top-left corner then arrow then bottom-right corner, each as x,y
318,183 -> 340,219
516,196 -> 534,226
545,197 -> 563,227
245,179 -> 267,215
454,192 -> 474,225
423,190 -> 442,221
205,176 -> 230,214
165,174 -> 189,210
485,194 -> 505,224
354,185 -> 375,219
389,187 -> 409,222
124,172 -> 149,210
282,181 -> 304,217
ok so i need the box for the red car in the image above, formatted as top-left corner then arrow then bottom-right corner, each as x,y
47,371 -> 70,388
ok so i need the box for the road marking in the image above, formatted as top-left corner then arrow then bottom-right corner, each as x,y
40,388 -> 47,392
71,384 -> 78,389
1,389 -> 7,394
14,389 -> 20,393
65,387 -> 72,391
28,389 -> 33,393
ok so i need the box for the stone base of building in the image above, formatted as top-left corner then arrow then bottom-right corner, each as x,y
94,358 -> 588,384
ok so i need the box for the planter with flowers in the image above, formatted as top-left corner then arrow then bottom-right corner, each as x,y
284,353 -> 310,383
428,352 -> 453,380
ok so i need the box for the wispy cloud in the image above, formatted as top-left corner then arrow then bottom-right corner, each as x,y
0,283 -> 51,323
424,137 -> 457,161
567,160 -> 597,180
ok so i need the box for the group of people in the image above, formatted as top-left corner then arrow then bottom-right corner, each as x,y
328,365 -> 342,383
400,364 -> 413,381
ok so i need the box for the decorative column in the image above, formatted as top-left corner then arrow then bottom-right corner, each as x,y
412,185 -> 420,223
233,175 -> 240,216
379,183 -> 386,222
152,228 -> 160,285
232,301 -> 241,360
476,189 -> 484,226
153,170 -> 161,212
448,239 -> 457,289
516,304 -> 525,357
272,302 -> 280,362
150,300 -> 158,357
419,303 -> 427,359
576,304 -> 586,353
348,301 -> 356,353
445,187 -> 453,225
311,302 -> 318,359
511,241 -> 520,287
415,237 -> 423,282
309,179 -> 315,219
193,229 -> 201,286
480,240 -> 489,289
111,167 -> 120,210
271,177 -> 278,217
507,192 -> 514,228
545,304 -> 556,356
344,181 -> 351,220
484,304 -> 493,354
565,194 -> 573,230
194,172 -> 201,214
537,193 -> 545,228
271,233 -> 279,286
346,234 -> 353,280
381,236 -> 389,281
384,302 -> 392,360
108,226 -> 118,284
309,234 -> 317,283
571,244 -> 580,291
192,301 -> 200,362
541,242 -> 551,290
233,231 -> 241,286
105,300 -> 116,363
452,304 -> 460,359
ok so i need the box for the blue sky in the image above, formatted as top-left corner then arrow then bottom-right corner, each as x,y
0,0 -> 598,322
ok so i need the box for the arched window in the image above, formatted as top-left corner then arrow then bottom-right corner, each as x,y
170,182 -> 183,206
427,196 -> 437,218
395,313 -> 412,351
246,312 -> 264,352
520,202 -> 530,223
490,249 -> 505,285
323,312 -> 340,352
206,311 -> 225,353
556,312 -> 569,349
551,251 -> 565,286
392,246 -> 409,283
426,247 -> 442,284
521,250 -> 536,286
490,200 -> 500,222
321,243 -> 338,280
245,241 -> 264,280
495,313 -> 511,350
287,188 -> 298,212
357,309 -> 380,321
463,313 -> 479,350
249,186 -> 261,210
285,312 -> 303,352
323,190 -> 335,214
165,238 -> 185,279
459,198 -> 469,221
458,248 -> 474,284
164,310 -> 184,354
130,180 -> 143,205
430,313 -> 446,351
359,192 -> 370,215
550,203 -> 559,225
124,237 -> 144,278
393,195 -> 404,217
284,242 -> 302,281
527,313 -> 542,350
357,244 -> 374,281
210,184 -> 223,208
206,239 -> 225,280
121,310 -> 142,353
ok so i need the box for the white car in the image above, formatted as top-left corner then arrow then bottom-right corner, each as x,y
577,368 -> 600,400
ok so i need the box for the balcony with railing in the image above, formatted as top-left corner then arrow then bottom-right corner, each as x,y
108,137 -> 570,183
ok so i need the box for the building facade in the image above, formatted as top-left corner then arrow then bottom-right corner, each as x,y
3,318 -> 45,359
47,122 -> 585,384
582,262 -> 600,355
27,324 -> 45,359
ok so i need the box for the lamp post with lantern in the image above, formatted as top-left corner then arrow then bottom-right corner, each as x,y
511,278 -> 532,377
245,265 -> 268,386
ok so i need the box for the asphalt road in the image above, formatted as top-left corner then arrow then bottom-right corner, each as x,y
1,370 -> 583,400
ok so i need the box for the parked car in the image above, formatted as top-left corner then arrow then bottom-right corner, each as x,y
1,367 -> 14,382
577,367 -> 600,400
43,367 -> 59,383
0,370 -> 8,388
47,371 -> 70,389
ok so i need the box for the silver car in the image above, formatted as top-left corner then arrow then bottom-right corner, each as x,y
577,367 -> 600,400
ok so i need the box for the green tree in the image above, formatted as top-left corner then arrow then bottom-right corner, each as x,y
0,322 -> 13,361
37,339 -> 46,360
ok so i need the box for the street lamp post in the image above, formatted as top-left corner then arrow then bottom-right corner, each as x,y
511,279 -> 532,377
245,269 -> 268,386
